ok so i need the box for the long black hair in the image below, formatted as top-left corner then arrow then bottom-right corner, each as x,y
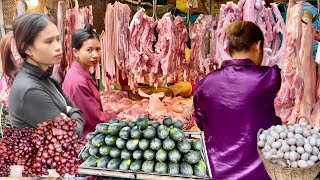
72,24 -> 99,50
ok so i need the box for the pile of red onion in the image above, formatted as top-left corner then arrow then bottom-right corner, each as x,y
0,127 -> 36,176
0,116 -> 85,177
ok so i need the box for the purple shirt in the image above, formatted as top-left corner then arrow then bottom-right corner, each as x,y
193,59 -> 281,180
63,61 -> 116,137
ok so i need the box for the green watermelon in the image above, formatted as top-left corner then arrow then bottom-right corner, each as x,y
119,126 -> 131,139
108,118 -> 120,124
110,147 -> 121,158
143,126 -> 156,139
168,149 -> 181,163
138,139 -> 150,150
107,123 -> 122,136
177,139 -> 191,153
132,149 -> 143,160
180,162 -> 193,176
157,125 -> 169,140
84,156 -> 99,167
173,120 -> 184,129
155,148 -> 167,162
150,138 -> 162,151
97,156 -> 112,168
168,162 -> 180,175
99,145 -> 113,156
184,150 -> 201,165
136,114 -> 149,130
163,138 -> 175,150
131,126 -> 142,139
129,160 -> 143,171
129,121 -> 136,128
155,162 -> 167,174
126,139 -> 140,151
143,149 -> 155,160
142,160 -> 155,173
107,158 -> 121,169
81,148 -> 90,160
119,159 -> 132,170
118,120 -> 129,127
86,132 -> 99,143
193,160 -> 207,177
151,121 -> 160,129
121,149 -> 132,160
96,123 -> 109,135
89,146 -> 100,156
116,138 -> 127,149
192,139 -> 203,151
104,135 -> 117,146
92,134 -> 106,147
163,117 -> 174,127
169,128 -> 185,142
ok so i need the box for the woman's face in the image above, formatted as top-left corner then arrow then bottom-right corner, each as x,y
73,38 -> 101,71
25,22 -> 62,70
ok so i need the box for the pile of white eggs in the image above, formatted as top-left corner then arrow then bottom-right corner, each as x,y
258,123 -> 320,168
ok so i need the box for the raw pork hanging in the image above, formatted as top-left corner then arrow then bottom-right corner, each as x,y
127,8 -> 157,90
101,2 -> 131,91
64,0 -> 93,70
212,0 -> 287,68
190,15 -> 217,82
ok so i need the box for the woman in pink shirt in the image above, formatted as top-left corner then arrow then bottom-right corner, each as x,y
63,24 -> 115,137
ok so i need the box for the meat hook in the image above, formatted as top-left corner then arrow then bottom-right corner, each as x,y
152,0 -> 158,20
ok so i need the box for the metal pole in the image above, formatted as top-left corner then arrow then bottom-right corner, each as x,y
0,0 -> 5,37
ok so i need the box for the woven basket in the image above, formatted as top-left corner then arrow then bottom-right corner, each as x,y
257,129 -> 320,180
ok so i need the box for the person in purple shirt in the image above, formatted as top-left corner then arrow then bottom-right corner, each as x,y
63,24 -> 116,137
193,21 -> 281,180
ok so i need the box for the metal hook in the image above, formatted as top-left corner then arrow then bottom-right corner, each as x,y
152,0 -> 158,20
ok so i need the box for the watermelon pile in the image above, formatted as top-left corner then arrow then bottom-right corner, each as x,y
80,115 -> 209,177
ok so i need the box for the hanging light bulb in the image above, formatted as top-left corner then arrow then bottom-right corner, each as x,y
26,0 -> 38,7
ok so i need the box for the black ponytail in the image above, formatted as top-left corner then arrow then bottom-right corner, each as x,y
72,24 -> 99,50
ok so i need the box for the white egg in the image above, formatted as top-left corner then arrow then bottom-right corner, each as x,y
271,148 -> 277,155
280,144 -> 290,152
312,134 -> 319,139
271,131 -> 280,140
272,142 -> 282,149
278,132 -> 286,139
263,130 -> 270,135
295,127 -> 303,134
318,152 -> 320,160
277,161 -> 287,167
305,138 -> 310,145
294,134 -> 303,139
291,161 -> 298,168
301,153 -> 310,161
297,147 -> 305,154
313,127 -> 319,133
288,132 -> 294,138
296,138 -> 305,147
309,155 -> 318,162
267,136 -> 276,145
302,130 -> 311,138
300,122 -> 308,127
258,141 -> 265,148
264,144 -> 272,152
307,160 -> 315,167
282,140 -> 288,145
289,126 -> 295,132
259,133 -> 267,141
264,152 -> 273,159
298,160 -> 309,168
290,151 -> 298,161
290,146 -> 297,152
284,152 -> 290,160
282,125 -> 288,130
307,125 -> 312,130
310,138 -> 317,146
287,138 -> 296,146
317,139 -> 320,147
270,125 -> 276,130
312,147 -> 319,156
304,144 -> 313,153
275,125 -> 283,134
277,150 -> 284,158
294,124 -> 301,128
